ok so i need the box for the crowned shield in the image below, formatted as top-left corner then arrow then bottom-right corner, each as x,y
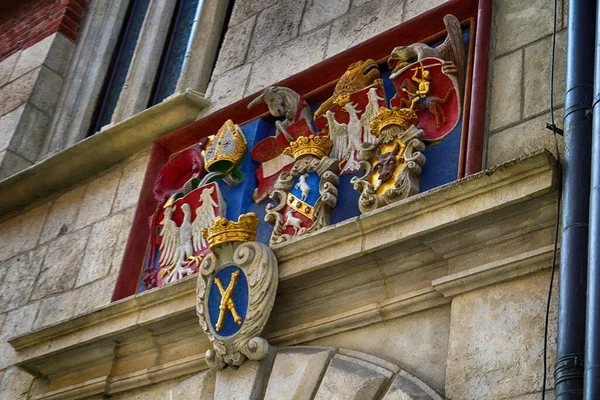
265,135 -> 340,245
197,213 -> 278,370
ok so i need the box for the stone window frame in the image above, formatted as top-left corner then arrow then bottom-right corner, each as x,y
111,0 -> 493,301
41,0 -> 230,159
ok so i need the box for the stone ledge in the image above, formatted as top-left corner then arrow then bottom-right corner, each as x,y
9,150 -> 558,399
0,89 -> 209,219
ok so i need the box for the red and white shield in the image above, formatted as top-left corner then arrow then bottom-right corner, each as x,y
389,57 -> 461,142
152,182 -> 225,286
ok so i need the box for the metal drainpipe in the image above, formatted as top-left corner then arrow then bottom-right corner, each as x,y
585,1 -> 600,397
555,0 -> 595,398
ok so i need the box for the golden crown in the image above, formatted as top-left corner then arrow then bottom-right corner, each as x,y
370,107 -> 418,137
283,135 -> 333,160
204,120 -> 248,174
202,213 -> 259,249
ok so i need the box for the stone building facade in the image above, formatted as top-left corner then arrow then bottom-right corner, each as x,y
0,0 -> 564,398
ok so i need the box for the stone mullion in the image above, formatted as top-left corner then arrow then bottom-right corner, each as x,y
175,0 -> 231,95
110,0 -> 178,124
41,0 -> 132,158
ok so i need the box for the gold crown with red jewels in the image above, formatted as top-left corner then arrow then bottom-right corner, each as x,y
283,135 -> 333,160
370,107 -> 418,137
202,213 -> 259,249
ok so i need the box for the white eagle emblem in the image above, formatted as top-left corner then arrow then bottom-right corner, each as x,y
158,185 -> 221,283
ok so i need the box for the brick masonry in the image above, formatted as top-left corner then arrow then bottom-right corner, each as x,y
0,0 -> 89,62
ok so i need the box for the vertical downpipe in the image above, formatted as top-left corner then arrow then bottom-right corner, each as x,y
555,0 -> 595,398
585,1 -> 600,398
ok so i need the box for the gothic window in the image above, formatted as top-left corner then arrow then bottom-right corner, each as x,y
150,0 -> 204,106
90,0 -> 152,134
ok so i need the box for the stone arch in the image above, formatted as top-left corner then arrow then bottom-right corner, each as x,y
161,346 -> 443,399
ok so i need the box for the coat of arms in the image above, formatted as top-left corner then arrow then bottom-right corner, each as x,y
351,107 -> 426,213
265,135 -> 340,245
196,213 -> 278,370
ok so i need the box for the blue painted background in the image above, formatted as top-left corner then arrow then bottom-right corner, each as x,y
207,265 -> 249,337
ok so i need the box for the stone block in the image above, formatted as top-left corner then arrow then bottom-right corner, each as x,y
313,354 -> 394,400
0,246 -> 48,313
76,213 -> 125,287
0,302 -> 40,370
489,51 -> 523,132
0,202 -> 50,262
229,0 -> 278,26
29,65 -> 63,117
110,207 -> 136,273
9,35 -> 54,81
487,108 -> 564,168
404,0 -> 449,21
213,15 -> 256,75
494,0 -> 556,55
445,271 -> 558,399
0,67 -> 39,117
75,274 -> 118,316
215,346 -> 276,399
205,64 -> 252,111
0,149 -> 33,179
40,184 -> 87,244
308,306 -> 450,394
0,51 -> 20,87
264,347 -> 334,400
325,0 -> 398,58
0,105 -> 25,153
382,371 -> 440,399
0,367 -> 35,399
33,290 -> 79,329
523,31 -> 566,118
32,228 -> 90,300
8,103 -> 51,161
75,167 -> 122,229
113,154 -> 149,212
45,32 -> 76,77
162,370 -> 215,400
246,26 -> 329,94
247,0 -> 305,61
300,0 -> 351,33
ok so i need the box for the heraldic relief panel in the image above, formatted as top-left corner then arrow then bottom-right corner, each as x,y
132,13 -> 472,369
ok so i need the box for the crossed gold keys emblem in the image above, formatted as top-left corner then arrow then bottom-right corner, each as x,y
214,270 -> 243,332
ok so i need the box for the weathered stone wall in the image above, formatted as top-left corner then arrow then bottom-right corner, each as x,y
0,32 -> 75,178
0,0 -> 566,398
0,151 -> 148,397
486,0 -> 566,167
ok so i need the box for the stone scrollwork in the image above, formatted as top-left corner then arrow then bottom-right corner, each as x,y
351,107 -> 426,213
196,214 -> 278,370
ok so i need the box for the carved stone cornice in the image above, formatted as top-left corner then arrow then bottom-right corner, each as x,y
9,150 -> 558,399
0,90 -> 209,220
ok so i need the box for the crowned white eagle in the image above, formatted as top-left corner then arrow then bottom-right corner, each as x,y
159,186 -> 219,283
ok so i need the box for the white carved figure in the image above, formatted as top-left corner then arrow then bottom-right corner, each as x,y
159,189 -> 219,283
341,102 -> 362,173
247,86 -> 313,139
326,110 -> 348,161
361,88 -> 385,144
295,173 -> 311,201
282,209 -> 303,234
193,186 -> 218,250
163,203 -> 196,283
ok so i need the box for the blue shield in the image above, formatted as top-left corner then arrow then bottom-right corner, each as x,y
208,265 -> 249,337
290,172 -> 320,207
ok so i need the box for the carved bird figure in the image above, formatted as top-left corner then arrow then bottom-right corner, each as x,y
159,187 -> 219,283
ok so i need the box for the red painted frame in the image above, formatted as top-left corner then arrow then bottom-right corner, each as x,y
112,0 -> 493,301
